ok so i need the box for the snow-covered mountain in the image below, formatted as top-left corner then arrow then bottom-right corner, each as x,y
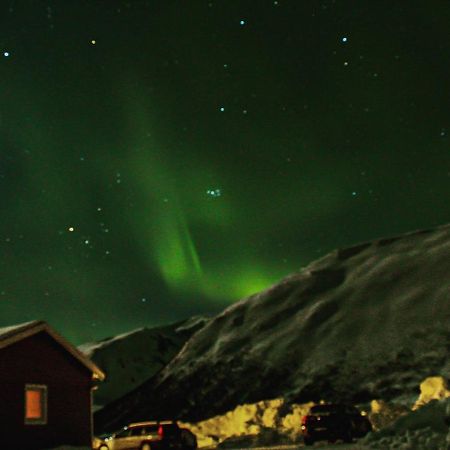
79,316 -> 208,407
95,223 -> 450,433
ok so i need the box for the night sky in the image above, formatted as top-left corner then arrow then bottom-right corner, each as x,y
1,1 -> 449,344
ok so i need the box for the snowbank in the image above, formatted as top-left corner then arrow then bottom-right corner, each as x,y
181,378 -> 450,449
180,398 -> 314,447
413,376 -> 450,410
362,397 -> 450,449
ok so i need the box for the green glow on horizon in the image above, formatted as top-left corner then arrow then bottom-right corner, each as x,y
200,262 -> 288,303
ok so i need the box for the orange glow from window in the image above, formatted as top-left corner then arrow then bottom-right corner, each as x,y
26,390 -> 42,419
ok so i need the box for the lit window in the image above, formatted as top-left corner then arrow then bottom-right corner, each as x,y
25,384 -> 47,425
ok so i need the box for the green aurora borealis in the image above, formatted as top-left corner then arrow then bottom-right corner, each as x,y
1,1 -> 449,343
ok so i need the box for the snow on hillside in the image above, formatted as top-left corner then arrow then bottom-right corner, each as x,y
95,223 -> 450,433
79,316 -> 208,407
362,397 -> 450,449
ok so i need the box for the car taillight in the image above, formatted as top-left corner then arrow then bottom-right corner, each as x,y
158,425 -> 164,438
301,415 -> 308,425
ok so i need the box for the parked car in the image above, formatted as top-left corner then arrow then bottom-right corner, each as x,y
99,420 -> 197,450
301,403 -> 372,445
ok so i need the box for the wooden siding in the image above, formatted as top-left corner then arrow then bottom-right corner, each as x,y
0,331 -> 93,449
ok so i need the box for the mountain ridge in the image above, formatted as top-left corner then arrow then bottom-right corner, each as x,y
80,316 -> 209,407
95,223 -> 450,433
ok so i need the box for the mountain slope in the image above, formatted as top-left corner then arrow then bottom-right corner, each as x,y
79,316 -> 208,407
95,223 -> 450,432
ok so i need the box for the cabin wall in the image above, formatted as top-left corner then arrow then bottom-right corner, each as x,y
0,331 -> 93,449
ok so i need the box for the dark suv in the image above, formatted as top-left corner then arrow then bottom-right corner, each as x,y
101,420 -> 197,450
301,403 -> 372,445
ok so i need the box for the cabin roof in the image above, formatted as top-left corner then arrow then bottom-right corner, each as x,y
0,320 -> 105,381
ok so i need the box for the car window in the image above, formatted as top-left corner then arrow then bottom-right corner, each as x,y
115,428 -> 132,438
130,427 -> 147,436
128,425 -> 160,435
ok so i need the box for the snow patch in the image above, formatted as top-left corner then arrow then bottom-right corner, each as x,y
180,398 -> 314,448
362,397 -> 450,449
80,317 -> 209,407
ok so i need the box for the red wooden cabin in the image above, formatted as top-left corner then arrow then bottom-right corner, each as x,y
0,320 -> 105,449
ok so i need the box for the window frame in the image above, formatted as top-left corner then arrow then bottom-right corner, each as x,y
24,384 -> 48,425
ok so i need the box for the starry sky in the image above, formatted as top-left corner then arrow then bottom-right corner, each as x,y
1,1 -> 449,344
